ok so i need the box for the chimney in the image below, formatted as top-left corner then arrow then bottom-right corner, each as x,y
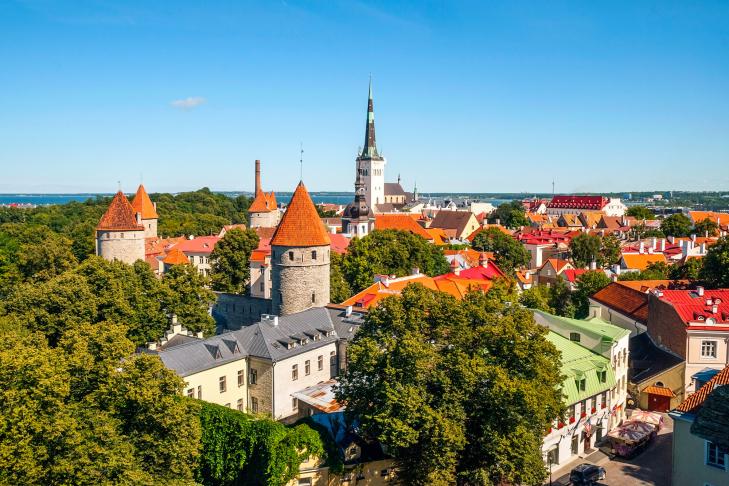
261,314 -> 279,326
479,252 -> 489,268
659,238 -> 666,251
691,233 -> 697,243
589,260 -> 597,271
700,243 -> 706,254
712,304 -> 718,314
196,331 -> 204,339
697,286 -> 705,296
255,159 -> 262,194
667,235 -> 675,244
611,274 -> 618,282
345,305 -> 353,317
639,241 -> 645,254
650,237 -> 657,250
147,342 -> 157,351
411,267 -> 420,275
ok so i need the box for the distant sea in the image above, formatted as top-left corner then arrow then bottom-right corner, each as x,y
0,192 -> 518,207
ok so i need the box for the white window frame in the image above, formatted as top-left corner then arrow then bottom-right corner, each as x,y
705,441 -> 727,470
701,340 -> 718,359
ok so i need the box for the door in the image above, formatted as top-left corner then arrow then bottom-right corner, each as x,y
571,435 -> 579,455
648,393 -> 670,412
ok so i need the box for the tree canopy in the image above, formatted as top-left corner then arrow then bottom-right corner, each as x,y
341,229 -> 450,293
569,233 -> 602,268
471,227 -> 530,274
573,271 -> 611,318
694,218 -> 720,237
487,201 -> 529,229
337,284 -> 564,485
700,236 -> 729,288
660,213 -> 693,237
210,228 -> 260,293
626,206 -> 655,220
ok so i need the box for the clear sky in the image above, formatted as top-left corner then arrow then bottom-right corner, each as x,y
1,1 -> 728,194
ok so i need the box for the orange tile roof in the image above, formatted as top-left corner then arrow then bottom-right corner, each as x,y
130,184 -> 158,219
643,385 -> 675,398
97,191 -> 144,231
163,247 -> 190,265
173,236 -> 221,254
466,224 -> 512,242
621,253 -> 667,271
374,214 -> 433,240
675,365 -> 729,414
249,190 -> 278,213
250,249 -> 270,263
271,182 -> 331,247
617,280 -> 686,292
591,282 -> 650,324
689,211 -> 729,227
544,258 -> 571,274
425,227 -> 450,245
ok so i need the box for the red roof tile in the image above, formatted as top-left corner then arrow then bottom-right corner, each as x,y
658,289 -> 729,326
249,190 -> 277,213
374,214 -> 433,240
173,236 -> 220,255
97,191 -> 144,231
329,233 -> 351,254
163,247 -> 190,265
675,365 -> 729,414
591,282 -> 650,324
271,182 -> 331,247
130,184 -> 158,219
548,195 -> 608,210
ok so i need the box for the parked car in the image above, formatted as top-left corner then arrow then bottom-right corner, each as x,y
569,463 -> 606,485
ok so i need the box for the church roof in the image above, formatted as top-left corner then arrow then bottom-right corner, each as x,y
271,182 -> 331,247
359,78 -> 380,159
97,191 -> 144,231
130,184 -> 158,219
384,183 -> 407,197
249,190 -> 278,213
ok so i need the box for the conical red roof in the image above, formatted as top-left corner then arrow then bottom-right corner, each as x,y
271,182 -> 331,247
97,191 -> 144,231
131,184 -> 158,219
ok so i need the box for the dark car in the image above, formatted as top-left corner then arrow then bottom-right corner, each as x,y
569,463 -> 606,485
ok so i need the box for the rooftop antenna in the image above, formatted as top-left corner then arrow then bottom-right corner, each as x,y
299,142 -> 304,181
552,179 -> 555,196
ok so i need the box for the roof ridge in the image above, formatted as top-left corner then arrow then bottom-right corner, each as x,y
271,182 -> 331,247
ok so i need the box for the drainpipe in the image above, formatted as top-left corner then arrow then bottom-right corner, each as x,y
271,361 -> 276,420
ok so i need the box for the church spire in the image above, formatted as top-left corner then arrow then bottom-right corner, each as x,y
361,76 -> 379,158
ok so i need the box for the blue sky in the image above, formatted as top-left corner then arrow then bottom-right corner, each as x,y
1,1 -> 728,194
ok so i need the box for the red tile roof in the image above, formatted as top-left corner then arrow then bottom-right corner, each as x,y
130,184 -> 158,219
329,233 -> 351,254
562,268 -> 587,283
374,214 -> 433,240
643,385 -> 675,398
173,236 -> 220,255
434,258 -> 505,281
658,289 -> 729,327
548,195 -> 608,210
466,224 -> 512,242
249,190 -> 277,213
163,247 -> 190,265
591,282 -> 650,324
97,191 -> 144,231
271,182 -> 331,247
675,365 -> 729,414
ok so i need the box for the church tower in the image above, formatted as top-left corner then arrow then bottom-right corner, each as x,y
96,190 -> 146,265
342,154 -> 375,237
270,182 -> 331,316
130,184 -> 158,238
357,78 -> 386,212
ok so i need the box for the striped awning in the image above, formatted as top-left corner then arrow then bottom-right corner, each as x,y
644,385 -> 675,397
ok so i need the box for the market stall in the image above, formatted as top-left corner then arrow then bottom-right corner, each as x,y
606,420 -> 657,458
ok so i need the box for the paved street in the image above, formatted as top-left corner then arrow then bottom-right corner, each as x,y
547,413 -> 673,486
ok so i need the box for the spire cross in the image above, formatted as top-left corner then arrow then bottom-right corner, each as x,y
299,142 -> 304,181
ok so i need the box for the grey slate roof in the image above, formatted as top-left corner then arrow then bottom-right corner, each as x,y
629,332 -> 684,384
327,306 -> 366,340
384,182 -> 407,197
158,331 -> 246,377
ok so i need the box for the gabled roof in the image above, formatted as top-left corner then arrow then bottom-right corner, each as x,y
430,210 -> 476,236
173,236 -> 220,255
130,184 -> 158,219
562,268 -> 587,283
163,247 -> 190,265
621,253 -> 667,271
271,182 -> 331,247
249,190 -> 278,213
689,211 -> 729,227
533,310 -> 631,345
674,365 -> 729,415
374,214 -> 433,240
384,182 -> 407,197
541,258 -> 572,274
590,282 -> 650,324
329,233 -> 351,254
548,195 -> 608,210
466,224 -> 512,242
658,289 -> 729,327
97,191 -> 144,231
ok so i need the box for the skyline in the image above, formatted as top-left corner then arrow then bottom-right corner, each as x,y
2,1 -> 729,194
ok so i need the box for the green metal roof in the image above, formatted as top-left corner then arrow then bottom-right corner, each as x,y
533,309 -> 630,346
546,331 -> 616,405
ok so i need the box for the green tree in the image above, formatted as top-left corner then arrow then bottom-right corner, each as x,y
162,263 -> 217,337
337,285 -> 564,485
342,230 -> 449,293
330,252 -> 352,303
626,206 -> 655,220
573,271 -> 611,318
700,236 -> 729,288
518,285 -> 554,313
669,258 -> 703,280
694,218 -> 719,237
600,234 -> 622,267
488,201 -> 529,229
660,213 -> 693,237
618,261 -> 671,282
569,233 -> 602,268
210,228 -> 260,293
548,277 -> 576,318
471,227 -> 530,274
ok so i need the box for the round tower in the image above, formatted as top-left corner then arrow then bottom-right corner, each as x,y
270,181 -> 331,316
130,184 -> 158,238
96,190 -> 146,265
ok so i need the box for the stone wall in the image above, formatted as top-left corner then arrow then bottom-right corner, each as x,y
647,296 -> 687,358
142,218 -> 157,238
212,293 -> 272,330
249,210 -> 280,228
271,244 -> 331,316
248,357 -> 274,416
96,229 -> 146,265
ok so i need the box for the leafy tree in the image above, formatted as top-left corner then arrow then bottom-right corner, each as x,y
700,236 -> 729,288
573,271 -> 611,318
337,285 -> 564,485
669,258 -> 703,280
660,213 -> 693,237
316,205 -> 337,218
518,285 -> 554,313
210,228 -> 260,293
617,261 -> 671,282
330,252 -> 352,303
694,217 -> 719,237
471,227 -> 530,274
548,277 -> 576,318
600,234 -> 622,267
630,225 -> 665,240
342,230 -> 449,293
487,201 -> 529,229
162,264 -> 217,337
626,206 -> 655,220
569,233 -> 602,268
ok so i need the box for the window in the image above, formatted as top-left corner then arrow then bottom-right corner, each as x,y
292,364 -> 298,381
292,397 -> 298,411
238,369 -> 245,387
305,360 -> 311,375
701,340 -> 717,359
237,399 -> 244,411
311,292 -> 316,304
311,250 -> 317,260
259,282 -> 264,292
318,355 -> 324,371
569,332 -> 580,342
598,370 -> 607,383
706,441 -> 727,470
186,388 -> 194,398
601,391 -> 607,407
250,368 -> 257,385
219,376 -> 227,393
297,479 -> 311,486
330,351 -> 336,367
380,469 -> 389,477
197,385 -> 202,399
576,377 -> 586,392
289,251 -> 294,261
251,397 -> 258,413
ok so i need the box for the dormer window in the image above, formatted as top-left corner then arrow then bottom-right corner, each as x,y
569,332 -> 581,342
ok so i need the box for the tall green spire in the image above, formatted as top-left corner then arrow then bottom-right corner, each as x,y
360,76 -> 379,158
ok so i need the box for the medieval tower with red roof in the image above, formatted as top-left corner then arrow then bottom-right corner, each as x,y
130,184 -> 158,238
248,159 -> 280,228
95,190 -> 146,264
270,181 -> 331,315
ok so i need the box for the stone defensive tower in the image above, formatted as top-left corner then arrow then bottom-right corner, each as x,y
130,184 -> 158,238
248,159 -> 280,228
96,190 -> 146,264
270,181 -> 331,316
